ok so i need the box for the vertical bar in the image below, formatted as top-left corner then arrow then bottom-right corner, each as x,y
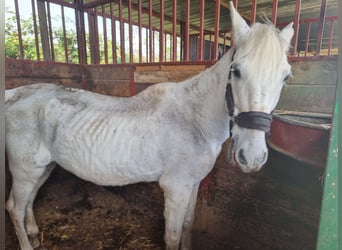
138,0 -> 142,63
128,0 -> 133,63
75,0 -> 87,64
110,2 -> 117,64
118,0 -> 125,63
250,0 -> 257,24
233,0 -> 238,10
47,2 -> 55,61
183,0 -> 190,61
172,0 -> 177,61
213,0 -> 220,61
148,0 -> 153,62
31,0 -> 40,60
146,28 -> 149,62
304,22 -> 311,56
327,20 -> 335,55
291,0 -> 301,56
198,0 -> 204,61
209,34 -> 212,60
61,6 -> 68,63
37,0 -> 51,61
159,0 -> 164,62
272,0 -> 278,25
14,0 -> 24,59
316,0 -> 327,55
102,5 -> 108,64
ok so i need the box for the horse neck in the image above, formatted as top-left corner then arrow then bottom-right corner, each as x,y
178,50 -> 233,145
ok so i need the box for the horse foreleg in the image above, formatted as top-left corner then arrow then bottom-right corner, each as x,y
160,179 -> 194,250
25,163 -> 56,248
180,183 -> 199,250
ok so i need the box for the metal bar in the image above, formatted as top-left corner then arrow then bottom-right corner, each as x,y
84,0 -> 113,9
159,0 -> 164,62
316,0 -> 327,55
128,0 -> 133,63
118,0 -> 125,63
110,2 -> 117,64
184,0 -> 190,61
250,0 -> 257,24
46,2 -> 55,61
146,28 -> 148,62
291,0 -> 301,56
304,22 -> 311,56
31,0 -> 40,60
138,0 -> 142,63
198,0 -> 204,61
213,0 -> 220,61
172,0 -> 177,61
61,6 -> 68,63
327,20 -> 335,55
37,0 -> 51,61
14,0 -> 24,59
149,0 -> 153,62
102,5 -> 108,64
272,0 -> 278,25
75,0 -> 87,64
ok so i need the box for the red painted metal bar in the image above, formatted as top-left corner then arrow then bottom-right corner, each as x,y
31,0 -> 40,60
233,0 -> 238,10
14,0 -> 24,59
146,28 -> 149,62
149,0 -> 153,62
184,0 -> 190,61
118,0 -> 125,63
159,0 -> 164,62
250,0 -> 257,24
272,0 -> 278,25
61,6 -> 68,63
327,20 -> 335,55
291,0 -> 301,56
138,0 -> 142,63
128,0 -> 133,63
198,0 -> 205,61
46,2 -> 55,61
102,5 -> 108,64
213,0 -> 220,61
304,22 -> 311,57
316,0 -> 327,55
172,0 -> 177,61
110,2 -> 117,64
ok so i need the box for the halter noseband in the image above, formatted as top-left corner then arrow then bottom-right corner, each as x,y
225,50 -> 273,134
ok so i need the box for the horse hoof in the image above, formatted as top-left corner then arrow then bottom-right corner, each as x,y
29,235 -> 40,249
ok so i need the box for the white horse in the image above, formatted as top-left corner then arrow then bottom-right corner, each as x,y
5,3 -> 293,250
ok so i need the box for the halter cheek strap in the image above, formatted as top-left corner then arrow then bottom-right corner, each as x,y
226,50 -> 273,134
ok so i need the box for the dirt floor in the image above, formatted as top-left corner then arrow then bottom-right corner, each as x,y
5,168 -> 166,250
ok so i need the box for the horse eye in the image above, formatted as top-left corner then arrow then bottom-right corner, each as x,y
231,67 -> 241,78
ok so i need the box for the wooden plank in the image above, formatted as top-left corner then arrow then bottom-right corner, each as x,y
134,69 -> 204,84
288,60 -> 338,85
276,85 -> 336,114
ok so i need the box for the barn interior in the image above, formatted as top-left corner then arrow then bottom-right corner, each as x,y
5,0 -> 338,249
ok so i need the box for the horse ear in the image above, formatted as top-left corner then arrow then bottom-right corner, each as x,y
230,1 -> 250,44
279,22 -> 294,51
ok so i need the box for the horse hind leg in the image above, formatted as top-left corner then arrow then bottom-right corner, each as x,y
25,163 -> 56,248
6,146 -> 53,250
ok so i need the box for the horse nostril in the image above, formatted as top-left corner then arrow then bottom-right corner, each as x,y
237,149 -> 247,165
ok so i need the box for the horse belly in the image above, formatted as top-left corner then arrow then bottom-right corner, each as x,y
53,118 -> 163,186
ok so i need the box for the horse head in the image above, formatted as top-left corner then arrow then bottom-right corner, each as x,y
228,2 -> 294,173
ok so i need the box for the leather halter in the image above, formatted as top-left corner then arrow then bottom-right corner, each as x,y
225,50 -> 273,134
